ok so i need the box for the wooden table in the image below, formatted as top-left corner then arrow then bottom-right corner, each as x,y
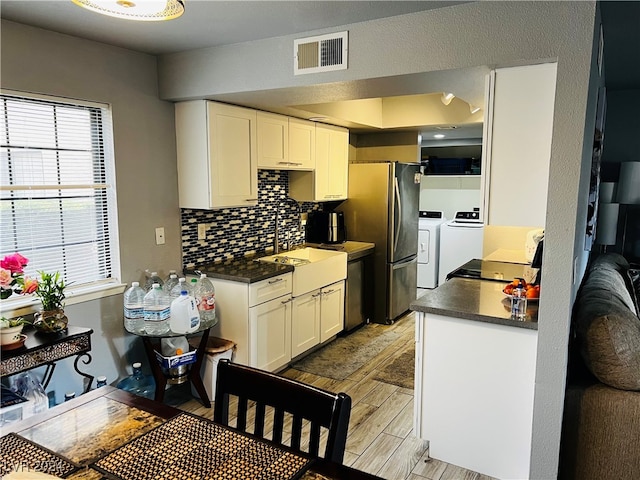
0,386 -> 382,480
0,326 -> 94,393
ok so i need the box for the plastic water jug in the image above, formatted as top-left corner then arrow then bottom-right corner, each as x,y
169,291 -> 200,334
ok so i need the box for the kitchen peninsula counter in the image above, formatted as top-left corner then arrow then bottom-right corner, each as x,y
412,275 -> 539,479
410,276 -> 538,330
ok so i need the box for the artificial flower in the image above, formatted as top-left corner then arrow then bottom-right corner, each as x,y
0,268 -> 12,289
0,252 -> 29,300
20,276 -> 39,294
0,253 -> 29,274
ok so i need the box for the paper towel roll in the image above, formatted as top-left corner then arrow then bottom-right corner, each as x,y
525,229 -> 544,262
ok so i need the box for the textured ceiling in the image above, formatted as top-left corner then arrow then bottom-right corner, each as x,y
0,1 -> 467,55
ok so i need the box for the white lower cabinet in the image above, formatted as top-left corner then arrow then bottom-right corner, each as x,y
249,294 -> 292,372
291,290 -> 321,358
319,281 -> 345,342
210,273 -> 344,372
291,280 -> 345,358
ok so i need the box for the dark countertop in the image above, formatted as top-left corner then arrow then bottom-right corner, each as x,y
188,242 -> 374,284
304,241 -> 375,261
410,277 -> 538,330
188,253 -> 293,284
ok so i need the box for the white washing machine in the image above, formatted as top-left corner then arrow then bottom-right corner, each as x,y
417,211 -> 447,297
438,210 -> 485,285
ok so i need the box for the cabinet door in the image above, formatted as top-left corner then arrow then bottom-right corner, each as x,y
485,63 -> 556,227
249,295 -> 292,372
207,102 -> 258,208
288,118 -> 315,170
257,111 -> 289,169
291,290 -> 321,357
320,280 -> 345,342
316,124 -> 349,201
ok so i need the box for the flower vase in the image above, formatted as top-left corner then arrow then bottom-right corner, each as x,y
0,324 -> 24,345
34,308 -> 68,334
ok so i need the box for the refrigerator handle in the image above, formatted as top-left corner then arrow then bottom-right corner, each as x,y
393,176 -> 402,254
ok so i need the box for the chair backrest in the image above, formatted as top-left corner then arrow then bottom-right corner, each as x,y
213,359 -> 351,463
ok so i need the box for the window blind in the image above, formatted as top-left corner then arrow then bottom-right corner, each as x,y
0,92 -> 119,291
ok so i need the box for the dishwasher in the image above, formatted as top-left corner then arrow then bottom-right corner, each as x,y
308,241 -> 375,332
345,253 -> 373,331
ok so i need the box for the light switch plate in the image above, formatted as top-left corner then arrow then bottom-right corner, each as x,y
155,227 -> 165,245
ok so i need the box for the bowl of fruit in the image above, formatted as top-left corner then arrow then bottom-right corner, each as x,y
502,278 -> 540,301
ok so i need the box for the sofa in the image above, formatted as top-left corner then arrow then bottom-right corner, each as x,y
559,253 -> 640,479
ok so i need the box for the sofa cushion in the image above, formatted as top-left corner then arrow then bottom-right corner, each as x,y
574,254 -> 640,391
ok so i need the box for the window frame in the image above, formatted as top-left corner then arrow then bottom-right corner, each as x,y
0,89 -> 124,318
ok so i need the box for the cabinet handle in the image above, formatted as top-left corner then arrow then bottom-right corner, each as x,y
323,289 -> 334,294
245,198 -> 258,202
268,278 -> 283,284
276,162 -> 303,166
281,298 -> 292,304
312,292 -> 322,298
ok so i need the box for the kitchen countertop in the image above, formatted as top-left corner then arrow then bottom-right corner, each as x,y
410,277 -> 538,330
189,242 -> 375,284
188,253 -> 293,284
304,241 -> 375,261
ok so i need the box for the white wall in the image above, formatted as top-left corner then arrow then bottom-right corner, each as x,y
1,20 -> 182,403
420,176 -> 482,220
157,3 -> 601,478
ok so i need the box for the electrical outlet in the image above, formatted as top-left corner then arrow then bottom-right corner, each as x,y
155,227 -> 165,245
197,223 -> 207,240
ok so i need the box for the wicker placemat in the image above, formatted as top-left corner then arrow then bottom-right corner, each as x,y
0,433 -> 79,477
92,413 -> 312,480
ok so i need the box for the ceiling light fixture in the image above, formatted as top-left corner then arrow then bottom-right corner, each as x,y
469,105 -> 481,115
433,134 -> 446,139
441,92 -> 455,106
71,0 -> 185,22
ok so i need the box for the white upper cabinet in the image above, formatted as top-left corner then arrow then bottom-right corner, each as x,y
175,101 -> 258,209
484,63 -> 557,227
289,124 -> 349,202
257,113 -> 315,170
257,111 -> 289,168
288,118 -> 316,170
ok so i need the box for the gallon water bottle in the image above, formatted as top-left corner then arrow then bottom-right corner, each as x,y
143,283 -> 170,335
160,336 -> 190,356
195,274 -> 216,328
163,274 -> 179,295
169,291 -> 200,334
116,363 -> 155,399
123,281 -> 146,333
170,278 -> 190,299
144,271 -> 164,291
189,277 -> 199,295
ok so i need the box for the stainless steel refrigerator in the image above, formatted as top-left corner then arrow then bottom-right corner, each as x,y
337,161 -> 421,324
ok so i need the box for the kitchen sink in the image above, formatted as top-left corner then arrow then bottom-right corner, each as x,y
257,247 -> 347,296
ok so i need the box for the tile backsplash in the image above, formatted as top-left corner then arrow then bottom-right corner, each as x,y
181,170 -> 320,268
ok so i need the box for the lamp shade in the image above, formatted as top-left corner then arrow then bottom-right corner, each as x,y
595,202 -> 619,246
599,182 -> 617,203
616,162 -> 640,204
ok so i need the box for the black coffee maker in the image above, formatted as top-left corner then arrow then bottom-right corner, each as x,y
306,211 -> 346,244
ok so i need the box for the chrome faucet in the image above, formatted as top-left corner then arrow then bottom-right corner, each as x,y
274,197 -> 301,254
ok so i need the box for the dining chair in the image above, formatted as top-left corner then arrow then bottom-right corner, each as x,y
213,359 -> 352,464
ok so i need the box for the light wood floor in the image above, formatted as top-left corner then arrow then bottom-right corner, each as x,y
177,312 -> 493,480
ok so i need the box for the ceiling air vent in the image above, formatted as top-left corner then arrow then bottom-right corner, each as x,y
294,31 -> 348,75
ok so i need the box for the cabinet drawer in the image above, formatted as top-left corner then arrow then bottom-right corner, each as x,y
249,273 -> 293,307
